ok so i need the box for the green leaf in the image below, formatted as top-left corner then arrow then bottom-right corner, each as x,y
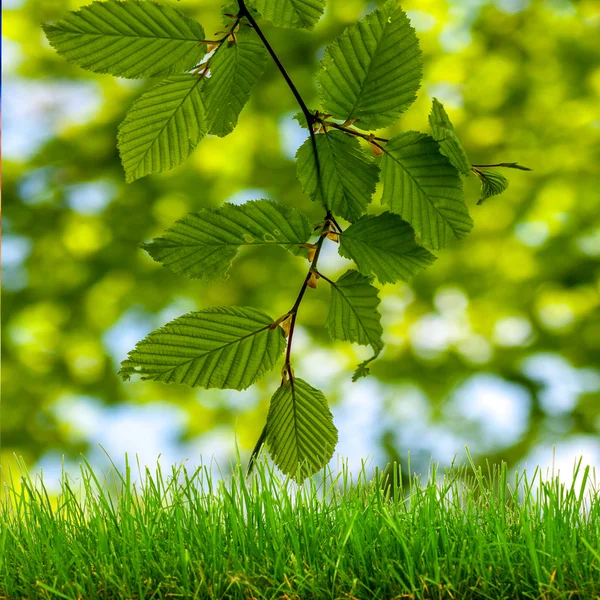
475,169 -> 509,205
352,359 -> 374,382
220,2 -> 260,25
380,131 -> 473,250
296,131 -> 379,222
292,110 -> 315,129
250,0 -> 326,30
326,270 -> 383,379
202,30 -> 267,137
339,212 -> 436,284
43,0 -> 206,79
317,0 -> 422,130
118,75 -> 206,183
266,378 -> 338,481
428,98 -> 471,176
143,200 -> 312,280
119,306 -> 286,389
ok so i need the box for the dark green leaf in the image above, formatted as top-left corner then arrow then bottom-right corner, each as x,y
119,306 -> 286,389
203,30 -> 267,137
339,212 -> 436,284
475,169 -> 509,205
143,200 -> 312,280
266,378 -> 338,481
118,75 -> 206,183
317,0 -> 422,130
43,0 -> 206,79
428,98 -> 471,176
296,131 -> 379,222
381,131 -> 473,250
250,0 -> 326,30
326,269 -> 383,378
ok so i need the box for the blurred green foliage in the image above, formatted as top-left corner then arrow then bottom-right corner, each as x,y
3,0 -> 600,474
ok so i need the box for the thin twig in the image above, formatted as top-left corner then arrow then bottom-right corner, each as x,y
326,121 -> 389,143
236,0 -> 325,232
237,0 -> 313,124
237,0 -> 330,379
315,270 -> 334,285
471,162 -> 532,171
237,0 -> 335,472
192,16 -> 242,78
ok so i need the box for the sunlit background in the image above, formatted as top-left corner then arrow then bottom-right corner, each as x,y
3,0 -> 600,490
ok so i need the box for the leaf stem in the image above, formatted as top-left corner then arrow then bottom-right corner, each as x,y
318,119 -> 531,175
314,270 -> 334,285
284,218 -> 331,374
325,121 -> 389,143
236,0 -> 331,377
237,0 -> 325,210
237,1 -> 339,471
471,162 -> 532,171
193,16 -> 242,78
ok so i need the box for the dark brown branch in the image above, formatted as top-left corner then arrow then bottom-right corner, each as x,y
283,219 -> 331,374
238,0 -> 333,473
236,0 -> 314,125
236,0 -> 331,376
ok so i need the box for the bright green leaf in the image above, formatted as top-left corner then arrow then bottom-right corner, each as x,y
266,378 -> 338,481
118,75 -> 206,183
428,98 -> 471,176
339,212 -> 436,284
250,0 -> 326,30
326,269 -> 383,379
381,131 -> 473,250
202,30 -> 267,137
292,110 -> 316,129
220,2 -> 260,25
317,0 -> 422,130
474,169 -> 509,205
143,200 -> 312,280
43,0 -> 206,79
296,131 -> 379,222
119,306 -> 286,389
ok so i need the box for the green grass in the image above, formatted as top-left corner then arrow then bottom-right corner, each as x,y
1,452 -> 599,600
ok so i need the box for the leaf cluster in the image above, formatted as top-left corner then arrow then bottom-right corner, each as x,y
43,0 -> 530,481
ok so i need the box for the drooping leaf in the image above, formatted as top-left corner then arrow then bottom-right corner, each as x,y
249,0 -> 326,30
326,269 -> 383,379
202,29 -> 267,137
352,359 -> 374,382
339,212 -> 436,284
266,378 -> 338,481
43,0 -> 206,79
380,131 -> 473,250
474,169 -> 509,205
296,131 -> 379,222
317,0 -> 422,130
119,306 -> 286,389
118,75 -> 206,183
428,98 -> 471,176
143,200 -> 312,280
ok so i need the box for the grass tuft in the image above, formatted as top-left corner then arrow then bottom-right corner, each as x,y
1,452 -> 599,599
